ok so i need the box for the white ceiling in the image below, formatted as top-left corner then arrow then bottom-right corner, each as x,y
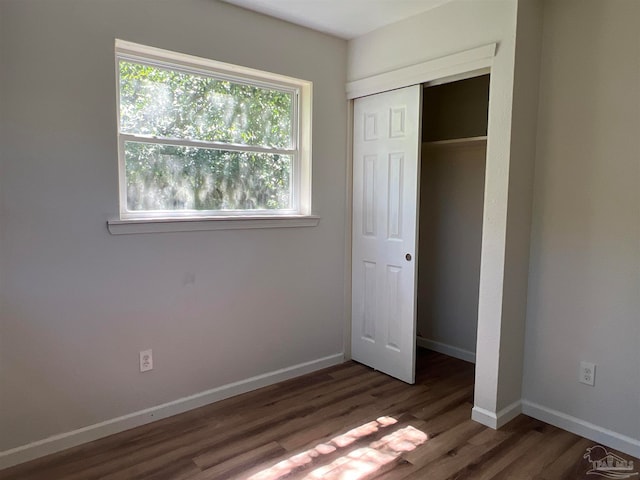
221,0 -> 452,39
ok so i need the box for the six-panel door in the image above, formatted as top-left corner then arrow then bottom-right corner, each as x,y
352,85 -> 422,384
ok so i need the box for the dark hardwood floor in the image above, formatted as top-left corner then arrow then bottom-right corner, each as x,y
1,349 -> 637,480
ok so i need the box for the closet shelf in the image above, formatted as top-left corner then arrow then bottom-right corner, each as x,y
423,136 -> 487,147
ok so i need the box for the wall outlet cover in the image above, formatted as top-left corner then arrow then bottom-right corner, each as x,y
579,361 -> 595,386
140,349 -> 153,372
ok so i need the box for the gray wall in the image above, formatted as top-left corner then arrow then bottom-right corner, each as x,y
417,144 -> 486,356
0,0 -> 347,451
523,0 -> 640,444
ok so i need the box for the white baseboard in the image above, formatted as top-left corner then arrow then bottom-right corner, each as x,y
521,400 -> 640,459
416,336 -> 476,364
0,353 -> 344,470
472,399 -> 522,429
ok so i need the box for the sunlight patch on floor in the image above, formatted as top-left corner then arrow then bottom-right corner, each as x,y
247,416 -> 428,480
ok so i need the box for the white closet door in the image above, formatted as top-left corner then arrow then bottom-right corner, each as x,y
351,85 -> 421,384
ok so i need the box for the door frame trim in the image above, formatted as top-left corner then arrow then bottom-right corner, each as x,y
346,43 -> 496,99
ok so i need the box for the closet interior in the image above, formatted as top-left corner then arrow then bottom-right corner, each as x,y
416,74 -> 490,363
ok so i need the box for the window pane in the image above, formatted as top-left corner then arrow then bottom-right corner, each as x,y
119,61 -> 293,149
125,142 -> 292,212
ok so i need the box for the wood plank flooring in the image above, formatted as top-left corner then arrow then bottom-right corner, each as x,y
1,349 -> 637,480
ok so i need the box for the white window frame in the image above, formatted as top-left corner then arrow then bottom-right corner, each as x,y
109,40 -> 315,233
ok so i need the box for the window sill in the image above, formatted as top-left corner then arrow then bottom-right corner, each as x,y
107,215 -> 320,235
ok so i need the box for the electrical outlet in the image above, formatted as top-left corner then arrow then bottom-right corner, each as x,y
140,349 -> 153,372
579,361 -> 595,386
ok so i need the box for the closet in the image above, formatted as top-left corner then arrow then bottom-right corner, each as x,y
416,74 -> 490,363
351,75 -> 490,383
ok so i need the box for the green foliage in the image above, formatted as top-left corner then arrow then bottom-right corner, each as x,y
119,61 -> 294,212
125,142 -> 290,211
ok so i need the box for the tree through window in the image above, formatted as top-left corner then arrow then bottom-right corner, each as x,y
115,40 -> 312,219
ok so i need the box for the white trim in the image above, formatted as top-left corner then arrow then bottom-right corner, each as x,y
346,43 -> 496,99
521,400 -> 640,458
416,336 -> 476,364
472,400 -> 522,429
120,134 -> 295,156
107,215 -> 320,234
0,353 -> 344,470
298,82 -> 313,216
471,406 -> 498,428
423,68 -> 491,88
342,100 -> 354,361
115,39 -> 306,89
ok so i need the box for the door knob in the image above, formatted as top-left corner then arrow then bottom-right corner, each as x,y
405,253 -> 412,261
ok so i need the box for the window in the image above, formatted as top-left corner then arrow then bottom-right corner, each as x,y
114,40 -> 312,223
